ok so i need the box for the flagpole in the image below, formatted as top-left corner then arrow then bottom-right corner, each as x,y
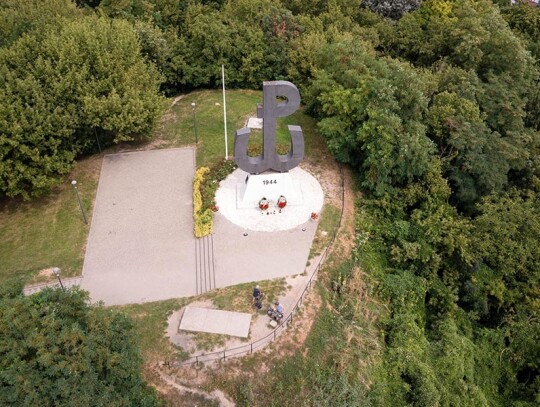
222,64 -> 228,160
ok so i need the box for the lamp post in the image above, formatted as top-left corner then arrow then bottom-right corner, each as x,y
52,267 -> 64,290
71,180 -> 88,225
191,102 -> 199,145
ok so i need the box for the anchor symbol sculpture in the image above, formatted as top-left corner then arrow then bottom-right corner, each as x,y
234,81 -> 304,174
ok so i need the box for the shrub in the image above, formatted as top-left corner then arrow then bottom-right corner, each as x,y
193,160 -> 236,237
193,167 -> 210,237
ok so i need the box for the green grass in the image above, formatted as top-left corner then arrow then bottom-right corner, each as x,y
157,89 -> 262,167
206,278 -> 287,314
309,203 -> 342,259
157,89 -> 326,168
115,298 -> 188,361
0,155 -> 101,284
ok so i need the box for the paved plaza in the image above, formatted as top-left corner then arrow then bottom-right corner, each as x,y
81,149 -> 197,305
79,148 -> 320,306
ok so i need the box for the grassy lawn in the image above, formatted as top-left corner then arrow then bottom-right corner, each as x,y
157,89 -> 262,167
309,203 -> 342,260
115,298 -> 188,362
0,154 -> 101,284
156,89 -> 326,168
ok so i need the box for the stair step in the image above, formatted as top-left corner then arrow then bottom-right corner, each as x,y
195,234 -> 216,295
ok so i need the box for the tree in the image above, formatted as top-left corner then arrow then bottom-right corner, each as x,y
379,0 -> 540,207
499,0 -> 540,59
0,286 -> 160,406
468,190 -> 540,321
0,0 -> 80,48
499,2 -> 540,132
0,16 -> 163,198
172,2 -> 301,89
307,39 -> 435,195
426,89 -> 510,208
362,0 -> 421,20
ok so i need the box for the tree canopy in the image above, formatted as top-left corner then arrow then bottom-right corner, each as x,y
0,285 -> 160,406
0,11 -> 163,198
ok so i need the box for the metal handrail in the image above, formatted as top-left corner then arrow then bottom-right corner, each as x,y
172,165 -> 345,367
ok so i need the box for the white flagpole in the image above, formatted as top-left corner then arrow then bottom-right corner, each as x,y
222,64 -> 228,160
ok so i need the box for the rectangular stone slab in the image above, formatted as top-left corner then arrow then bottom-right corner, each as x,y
179,307 -> 252,338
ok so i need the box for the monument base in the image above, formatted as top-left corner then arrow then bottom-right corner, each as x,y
236,172 -> 303,209
216,167 -> 323,231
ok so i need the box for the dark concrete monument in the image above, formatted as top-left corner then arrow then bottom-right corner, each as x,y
233,81 -> 306,209
234,81 -> 304,174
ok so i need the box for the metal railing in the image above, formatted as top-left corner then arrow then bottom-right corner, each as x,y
170,165 -> 345,367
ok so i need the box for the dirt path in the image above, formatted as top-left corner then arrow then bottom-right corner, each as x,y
156,369 -> 235,407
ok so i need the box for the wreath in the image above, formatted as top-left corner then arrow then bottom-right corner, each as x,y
277,195 -> 287,209
259,197 -> 269,210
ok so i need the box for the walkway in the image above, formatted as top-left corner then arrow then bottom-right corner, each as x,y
25,148 -> 320,307
80,149 -> 197,305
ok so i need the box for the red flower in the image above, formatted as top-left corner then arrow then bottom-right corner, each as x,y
277,195 -> 287,209
259,197 -> 269,210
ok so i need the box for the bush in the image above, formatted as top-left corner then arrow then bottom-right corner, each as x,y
193,167 -> 210,238
0,286 -> 160,406
193,160 -> 236,237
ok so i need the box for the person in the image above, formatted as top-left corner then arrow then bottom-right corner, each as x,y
253,285 -> 262,309
275,301 -> 283,314
253,285 -> 261,301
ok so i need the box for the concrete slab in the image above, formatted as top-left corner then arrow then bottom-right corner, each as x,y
247,117 -> 263,129
80,148 -> 196,305
179,307 -> 252,338
212,214 -> 317,289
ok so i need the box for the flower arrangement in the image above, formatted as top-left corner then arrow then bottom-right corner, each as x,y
310,212 -> 319,220
277,195 -> 287,209
259,197 -> 269,210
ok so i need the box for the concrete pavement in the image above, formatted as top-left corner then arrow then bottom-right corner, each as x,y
179,307 -> 252,338
77,148 -> 320,306
81,148 -> 196,305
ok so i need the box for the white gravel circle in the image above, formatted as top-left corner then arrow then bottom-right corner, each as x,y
215,167 -> 324,232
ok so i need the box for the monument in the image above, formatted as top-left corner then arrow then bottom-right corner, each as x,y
215,80 -> 323,231
234,81 -> 305,209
